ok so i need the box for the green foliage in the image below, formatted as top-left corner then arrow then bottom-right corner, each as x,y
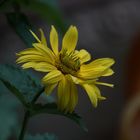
0,64 -> 87,132
0,64 -> 43,106
17,0 -> 67,33
0,94 -> 19,140
6,12 -> 36,48
1,0 -> 67,34
25,133 -> 58,140
30,103 -> 88,132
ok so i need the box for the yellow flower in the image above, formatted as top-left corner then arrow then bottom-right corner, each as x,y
16,26 -> 115,113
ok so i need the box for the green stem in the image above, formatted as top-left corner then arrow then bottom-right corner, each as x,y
18,111 -> 30,140
18,87 -> 45,140
31,87 -> 45,104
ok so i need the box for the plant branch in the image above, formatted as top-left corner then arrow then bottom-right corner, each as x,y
31,87 -> 45,104
18,111 -> 30,140
18,87 -> 45,140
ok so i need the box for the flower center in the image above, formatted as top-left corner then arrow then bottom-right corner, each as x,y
56,50 -> 81,75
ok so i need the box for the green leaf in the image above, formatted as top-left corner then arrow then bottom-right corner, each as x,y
30,103 -> 88,132
25,133 -> 58,140
6,12 -> 36,47
18,0 -> 67,33
0,64 -> 43,106
0,94 -> 19,140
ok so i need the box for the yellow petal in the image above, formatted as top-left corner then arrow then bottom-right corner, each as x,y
95,82 -> 114,87
91,84 -> 106,100
29,30 -> 41,43
39,28 -> 47,46
62,26 -> 78,53
33,43 -> 55,64
21,62 -> 37,69
21,61 -> 56,72
82,84 -> 98,107
77,49 -> 91,64
34,62 -> 56,72
42,70 -> 63,84
16,48 -> 42,56
57,75 -> 78,113
45,83 -> 58,95
102,69 -> 114,76
57,75 -> 70,111
16,54 -> 49,64
78,66 -> 107,79
78,58 -> 115,79
70,75 -> 97,84
88,58 -> 115,67
66,81 -> 78,113
16,44 -> 55,65
33,43 -> 54,56
50,26 -> 59,55
70,75 -> 84,84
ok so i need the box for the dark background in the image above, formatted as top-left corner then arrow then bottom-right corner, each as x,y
1,0 -> 140,140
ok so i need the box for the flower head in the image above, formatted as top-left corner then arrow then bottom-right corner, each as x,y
16,25 -> 115,113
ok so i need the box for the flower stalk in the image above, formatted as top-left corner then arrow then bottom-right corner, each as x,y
18,87 -> 45,140
31,87 -> 45,104
18,111 -> 30,140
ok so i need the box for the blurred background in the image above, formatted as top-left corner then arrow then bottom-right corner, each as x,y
1,0 -> 140,140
